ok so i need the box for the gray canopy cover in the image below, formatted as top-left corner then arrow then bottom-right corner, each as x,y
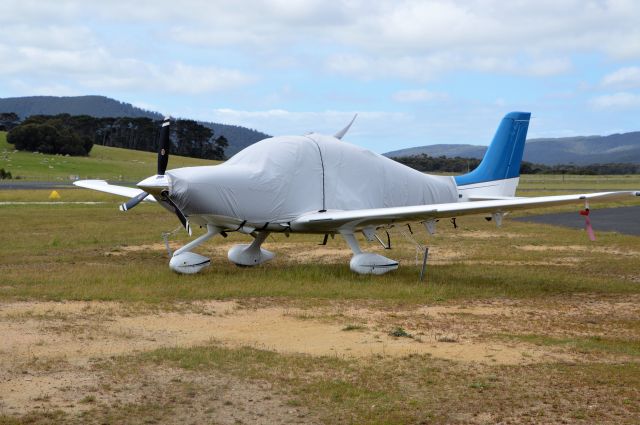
167,134 -> 458,223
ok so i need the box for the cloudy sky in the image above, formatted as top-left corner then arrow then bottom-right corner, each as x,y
1,0 -> 640,152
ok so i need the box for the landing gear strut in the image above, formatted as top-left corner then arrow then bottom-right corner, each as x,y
227,231 -> 275,266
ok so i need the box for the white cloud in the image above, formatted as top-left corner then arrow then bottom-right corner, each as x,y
326,53 -> 572,81
525,58 -> 572,77
7,79 -> 80,97
154,63 -> 256,95
209,108 -> 411,143
589,92 -> 640,109
0,0 -> 639,147
0,24 -> 96,50
4,1 -> 637,81
602,67 -> 640,89
392,89 -> 448,103
0,41 -> 255,95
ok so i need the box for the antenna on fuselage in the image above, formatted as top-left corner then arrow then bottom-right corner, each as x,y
334,114 -> 358,140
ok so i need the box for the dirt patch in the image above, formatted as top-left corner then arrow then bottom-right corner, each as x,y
106,243 -> 179,256
2,297 -> 638,420
0,363 -> 314,424
0,301 -> 542,367
0,368 -> 99,415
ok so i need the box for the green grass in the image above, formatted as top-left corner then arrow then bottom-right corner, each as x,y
519,173 -> 640,192
389,327 -> 413,338
342,324 -> 367,331
1,194 -> 638,303
499,334 -> 640,357
0,131 -> 216,181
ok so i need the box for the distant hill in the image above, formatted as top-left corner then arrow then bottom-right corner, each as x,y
384,132 -> 640,165
0,95 -> 162,119
385,144 -> 487,160
0,95 -> 270,157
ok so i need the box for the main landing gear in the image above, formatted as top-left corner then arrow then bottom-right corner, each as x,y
168,225 -> 276,274
340,230 -> 399,275
227,231 -> 275,266
169,227 -> 400,275
169,224 -> 220,274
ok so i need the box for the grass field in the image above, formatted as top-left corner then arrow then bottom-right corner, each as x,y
1,183 -> 639,424
0,131 -> 216,181
518,174 -> 640,192
1,134 -> 640,423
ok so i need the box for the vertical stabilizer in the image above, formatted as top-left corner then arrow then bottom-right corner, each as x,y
455,112 -> 530,199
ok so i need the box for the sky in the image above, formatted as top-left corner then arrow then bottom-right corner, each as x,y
1,0 -> 640,153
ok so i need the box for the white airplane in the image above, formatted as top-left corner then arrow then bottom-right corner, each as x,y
75,112 -> 639,275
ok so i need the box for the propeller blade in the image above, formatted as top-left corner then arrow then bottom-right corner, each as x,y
157,116 -> 171,176
119,191 -> 149,212
161,191 -> 191,236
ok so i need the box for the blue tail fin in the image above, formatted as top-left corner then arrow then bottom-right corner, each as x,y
454,112 -> 530,186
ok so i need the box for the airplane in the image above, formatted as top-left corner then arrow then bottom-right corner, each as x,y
75,112 -> 639,275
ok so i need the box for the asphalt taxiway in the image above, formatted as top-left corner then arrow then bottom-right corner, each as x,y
514,206 -> 640,236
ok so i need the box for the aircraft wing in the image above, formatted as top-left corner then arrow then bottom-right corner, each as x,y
73,180 -> 157,202
291,191 -> 639,232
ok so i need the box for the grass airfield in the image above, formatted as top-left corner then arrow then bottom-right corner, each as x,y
2,134 -> 640,423
0,132 -> 216,182
1,185 -> 639,425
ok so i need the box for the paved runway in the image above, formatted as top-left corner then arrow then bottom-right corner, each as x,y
514,206 -> 640,236
0,181 -> 76,190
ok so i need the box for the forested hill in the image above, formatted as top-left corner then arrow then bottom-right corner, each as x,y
384,132 -> 640,165
0,96 -> 162,119
0,95 -> 270,157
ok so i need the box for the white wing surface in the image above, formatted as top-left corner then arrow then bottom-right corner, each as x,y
291,191 -> 639,232
73,180 -> 157,202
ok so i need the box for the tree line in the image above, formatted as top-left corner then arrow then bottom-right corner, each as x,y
392,153 -> 640,175
0,112 -> 19,131
5,114 -> 228,160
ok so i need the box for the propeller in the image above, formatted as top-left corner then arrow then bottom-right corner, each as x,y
119,117 -> 171,212
157,117 -> 171,175
119,191 -> 150,212
118,117 -> 191,235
